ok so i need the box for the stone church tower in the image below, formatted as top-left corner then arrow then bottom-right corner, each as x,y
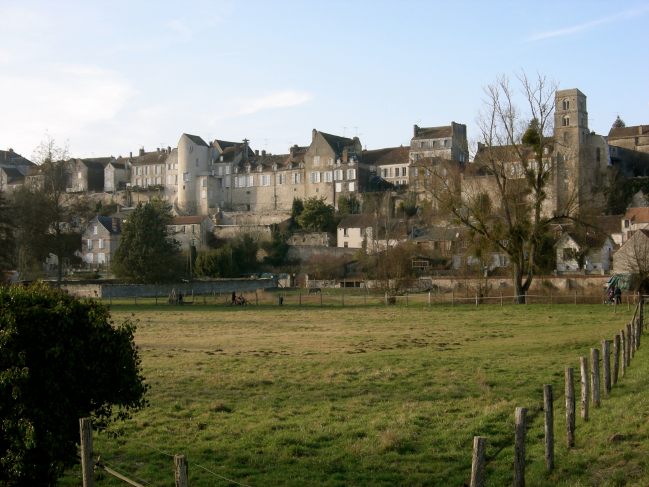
553,89 -> 608,215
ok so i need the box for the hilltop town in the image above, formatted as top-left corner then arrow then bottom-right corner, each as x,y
2,86 -> 649,286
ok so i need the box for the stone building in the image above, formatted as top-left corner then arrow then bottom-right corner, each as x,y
607,121 -> 649,154
70,157 -> 112,193
82,216 -> 121,267
104,161 -> 130,192
555,232 -> 615,274
0,149 -> 33,192
170,215 -> 215,251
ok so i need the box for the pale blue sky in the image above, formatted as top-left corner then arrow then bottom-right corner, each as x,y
1,0 -> 648,160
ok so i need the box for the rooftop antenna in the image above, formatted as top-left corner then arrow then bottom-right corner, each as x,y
354,126 -> 360,137
264,139 -> 268,151
343,127 -> 347,137
415,119 -> 422,124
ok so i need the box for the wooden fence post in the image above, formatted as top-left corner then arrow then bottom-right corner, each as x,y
203,293 -> 206,305
613,334 -> 620,386
452,291 -> 454,307
575,291 -> 577,305
385,292 -> 388,306
565,367 -> 575,448
342,293 -> 344,308
614,298 -> 617,314
621,329 -> 627,377
475,293 -> 478,307
550,290 -> 552,305
544,384 -> 554,472
501,291 -> 503,307
580,356 -> 589,420
514,407 -> 527,487
134,295 -> 137,305
406,292 -> 408,307
80,418 -> 95,487
591,348 -> 600,408
174,455 -> 188,487
525,292 -> 527,306
155,291 -> 158,306
428,292 -> 431,307
602,340 -> 611,397
626,323 -> 632,364
364,294 -> 367,307
299,293 -> 301,307
470,436 -> 487,487
191,290 -> 194,303
320,292 -> 323,307
256,293 -> 258,306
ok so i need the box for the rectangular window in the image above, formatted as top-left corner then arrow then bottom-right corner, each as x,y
348,182 -> 355,192
93,226 -> 98,235
309,172 -> 321,183
225,176 -> 230,187
167,175 -> 174,185
335,182 -> 342,192
218,167 -> 223,176
292,173 -> 301,184
395,167 -> 400,177
98,239 -> 104,249
346,168 -> 356,180
202,179 -> 207,187
201,190 -> 206,199
136,178 -> 141,186
382,169 -> 388,177
313,156 -> 321,166
154,177 -> 161,185
402,167 -> 407,177
155,165 -> 160,174
182,173 -> 191,182
234,177 -> 239,188
225,166 -> 230,175
146,178 -> 151,186
145,166 -> 149,175
328,158 -> 333,166
86,253 -> 93,264
324,171 -> 333,183
87,239 -> 93,250
414,180 -> 420,189
260,175 -> 270,186
343,228 -> 349,237
413,167 -> 418,177
334,169 -> 343,181
277,174 -> 286,185
360,228 -> 365,237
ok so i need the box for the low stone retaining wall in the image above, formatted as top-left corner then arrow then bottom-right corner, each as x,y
58,278 -> 278,299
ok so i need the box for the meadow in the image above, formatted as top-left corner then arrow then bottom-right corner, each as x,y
61,297 -> 649,486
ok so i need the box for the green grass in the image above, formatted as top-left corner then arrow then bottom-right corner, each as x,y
60,300 -> 648,486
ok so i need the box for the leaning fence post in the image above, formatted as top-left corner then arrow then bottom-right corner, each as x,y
514,407 -> 527,487
174,455 -> 188,487
602,340 -> 611,396
475,293 -> 478,307
428,291 -> 431,307
627,323 -> 633,362
580,356 -> 589,420
80,418 -> 95,487
591,348 -> 600,408
614,298 -> 617,314
565,367 -> 575,448
470,436 -> 487,487
621,329 -> 627,376
613,334 -> 620,386
544,384 -> 554,472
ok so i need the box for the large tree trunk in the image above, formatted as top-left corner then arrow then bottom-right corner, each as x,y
513,262 -> 526,304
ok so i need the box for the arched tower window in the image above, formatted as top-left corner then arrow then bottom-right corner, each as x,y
563,117 -> 570,126
596,147 -> 601,162
562,100 -> 570,110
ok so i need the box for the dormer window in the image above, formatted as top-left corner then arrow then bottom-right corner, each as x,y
246,166 -> 250,173
234,167 -> 239,174
272,164 -> 278,171
287,163 -> 293,170
349,158 -> 355,166
257,166 -> 262,173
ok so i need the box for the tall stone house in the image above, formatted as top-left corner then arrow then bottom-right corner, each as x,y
0,149 -> 33,192
70,157 -> 113,193
82,216 -> 121,267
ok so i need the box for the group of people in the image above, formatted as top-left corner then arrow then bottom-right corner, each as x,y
607,286 -> 622,305
231,291 -> 247,306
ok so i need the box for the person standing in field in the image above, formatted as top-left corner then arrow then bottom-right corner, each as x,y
614,286 -> 622,305
232,291 -> 236,305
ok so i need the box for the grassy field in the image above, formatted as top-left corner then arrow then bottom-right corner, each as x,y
60,299 -> 649,486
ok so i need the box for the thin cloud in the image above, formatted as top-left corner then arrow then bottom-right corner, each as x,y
239,90 -> 312,116
527,5 -> 649,41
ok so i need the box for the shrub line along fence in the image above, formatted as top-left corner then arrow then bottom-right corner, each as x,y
468,297 -> 646,487
103,290 -> 638,310
76,298 -> 643,486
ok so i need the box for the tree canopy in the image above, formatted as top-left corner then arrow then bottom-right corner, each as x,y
0,282 -> 148,486
113,197 -> 182,283
296,197 -> 334,232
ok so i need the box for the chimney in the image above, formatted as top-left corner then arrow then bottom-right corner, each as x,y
167,146 -> 171,153
641,126 -> 644,135
157,148 -> 160,153
116,204 -> 121,213
262,150 -> 266,157
255,150 -> 259,156
139,148 -> 145,157
111,218 -> 118,233
413,125 -> 419,138
312,128 -> 317,141
342,150 -> 348,163
129,151 -> 133,158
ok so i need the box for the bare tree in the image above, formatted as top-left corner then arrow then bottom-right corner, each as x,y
613,230 -> 649,293
418,72 -> 570,303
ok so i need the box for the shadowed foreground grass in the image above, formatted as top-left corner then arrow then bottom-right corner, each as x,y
60,301 -> 648,486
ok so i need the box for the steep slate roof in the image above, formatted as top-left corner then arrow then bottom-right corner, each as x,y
94,216 -> 121,234
0,150 -> 32,167
80,157 -> 114,166
183,134 -> 208,147
361,147 -> 398,165
371,146 -> 410,166
337,214 -> 377,229
107,162 -> 126,170
173,216 -> 211,225
413,125 -> 453,140
608,125 -> 649,139
411,226 -> 463,242
124,151 -> 170,166
561,232 -> 611,250
77,159 -> 104,170
214,140 -> 238,151
320,132 -> 355,152
1,166 -> 24,181
473,140 -> 555,164
623,207 -> 649,223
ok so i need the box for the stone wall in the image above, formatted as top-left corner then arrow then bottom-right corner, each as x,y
286,245 -> 356,262
58,277 -> 278,299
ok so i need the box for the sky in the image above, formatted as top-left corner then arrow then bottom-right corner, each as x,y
1,0 -> 648,161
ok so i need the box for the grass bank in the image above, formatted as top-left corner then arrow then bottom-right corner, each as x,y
61,303 -> 646,486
